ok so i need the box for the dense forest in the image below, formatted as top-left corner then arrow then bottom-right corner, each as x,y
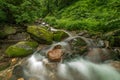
0,0 -> 120,32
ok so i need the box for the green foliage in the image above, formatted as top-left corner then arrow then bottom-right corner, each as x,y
44,16 -> 57,25
0,0 -> 120,32
0,10 -> 7,22
0,0 -> 42,24
45,0 -> 120,32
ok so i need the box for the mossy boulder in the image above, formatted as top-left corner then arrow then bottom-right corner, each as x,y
27,26 -> 53,44
0,26 -> 16,38
53,31 -> 69,41
5,41 -> 38,57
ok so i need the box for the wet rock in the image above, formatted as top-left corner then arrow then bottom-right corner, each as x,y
96,38 -> 105,48
7,32 -> 30,41
84,48 -> 115,63
12,65 -> 24,78
47,45 -> 63,62
27,25 -> 53,44
109,61 -> 120,72
0,26 -> 16,38
53,31 -> 69,41
17,78 -> 24,80
5,41 -> 38,57
104,29 -> 120,47
66,36 -> 88,55
0,62 -> 10,71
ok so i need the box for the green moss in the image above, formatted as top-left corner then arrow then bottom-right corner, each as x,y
53,31 -> 69,41
4,26 -> 16,34
5,41 -> 38,57
27,26 -> 53,44
17,41 -> 38,48
0,26 -> 16,38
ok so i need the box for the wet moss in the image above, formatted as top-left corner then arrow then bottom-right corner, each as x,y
27,26 -> 53,44
5,41 -> 38,57
53,31 -> 69,41
0,26 -> 16,38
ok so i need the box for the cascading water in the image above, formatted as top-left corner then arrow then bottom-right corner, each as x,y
22,35 -> 120,80
23,54 -> 120,80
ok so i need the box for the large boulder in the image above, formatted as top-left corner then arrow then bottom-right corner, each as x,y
53,31 -> 69,41
5,41 -> 38,57
27,26 -> 53,44
0,26 -> 16,38
65,36 -> 88,55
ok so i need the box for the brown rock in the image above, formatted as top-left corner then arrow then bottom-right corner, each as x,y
47,49 -> 63,62
47,45 -> 63,62
84,48 -> 112,63
17,78 -> 24,80
109,61 -> 120,71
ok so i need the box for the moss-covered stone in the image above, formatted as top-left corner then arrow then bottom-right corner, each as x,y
0,26 -> 16,38
5,41 -> 38,57
53,31 -> 69,41
27,25 -> 53,44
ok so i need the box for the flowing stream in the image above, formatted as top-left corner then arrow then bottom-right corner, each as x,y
23,54 -> 120,80
22,37 -> 120,80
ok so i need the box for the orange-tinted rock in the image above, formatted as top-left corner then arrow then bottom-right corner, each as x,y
17,78 -> 24,80
47,49 -> 63,62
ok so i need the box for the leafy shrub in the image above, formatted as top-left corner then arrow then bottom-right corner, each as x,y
45,0 -> 120,32
44,16 -> 57,25
0,0 -> 42,24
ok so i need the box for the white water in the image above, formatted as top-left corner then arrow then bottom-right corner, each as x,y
23,54 -> 120,80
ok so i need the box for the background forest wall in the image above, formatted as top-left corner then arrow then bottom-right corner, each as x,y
0,0 -> 120,32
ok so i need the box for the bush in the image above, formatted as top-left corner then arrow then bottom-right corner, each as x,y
44,16 -> 57,25
45,0 -> 120,32
0,0 -> 42,24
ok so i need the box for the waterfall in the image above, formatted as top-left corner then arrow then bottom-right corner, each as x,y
22,36 -> 120,80
23,54 -> 120,80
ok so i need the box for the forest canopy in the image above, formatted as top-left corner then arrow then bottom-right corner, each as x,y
0,0 -> 120,32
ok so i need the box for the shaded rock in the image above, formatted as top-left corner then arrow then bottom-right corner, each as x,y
0,26 -> 16,38
5,41 -> 38,57
66,36 -> 88,55
0,62 -> 10,71
53,31 -> 69,41
96,39 -> 105,48
84,48 -> 112,63
7,32 -> 30,41
27,25 -> 53,44
109,61 -> 120,72
104,29 -> 120,47
104,29 -> 120,37
12,65 -> 24,79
